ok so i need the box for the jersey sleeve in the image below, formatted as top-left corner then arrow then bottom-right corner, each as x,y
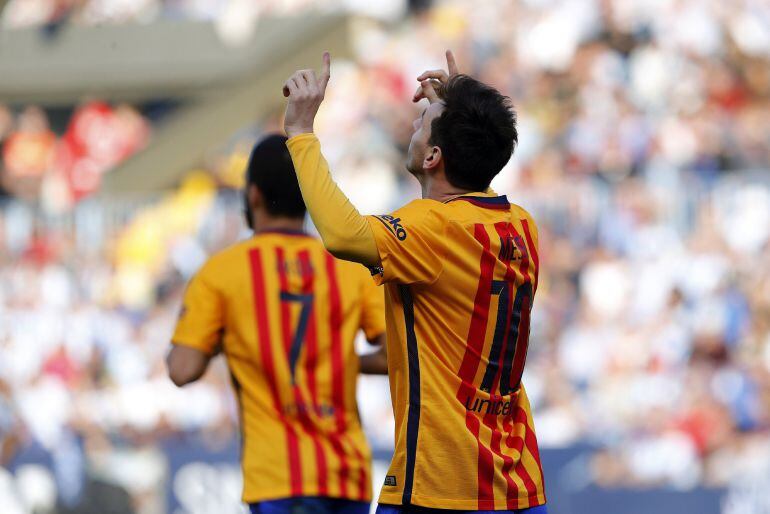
286,133 -> 379,265
171,259 -> 224,355
359,272 -> 386,341
366,200 -> 446,285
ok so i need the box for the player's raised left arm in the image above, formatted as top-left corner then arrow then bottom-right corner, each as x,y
282,53 -> 380,267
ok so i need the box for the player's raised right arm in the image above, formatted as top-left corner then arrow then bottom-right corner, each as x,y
282,54 -> 380,267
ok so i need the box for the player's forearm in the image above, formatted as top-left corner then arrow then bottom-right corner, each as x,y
359,338 -> 388,375
166,344 -> 211,387
286,133 -> 380,266
359,352 -> 388,375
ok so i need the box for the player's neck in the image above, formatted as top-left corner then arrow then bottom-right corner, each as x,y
254,213 -> 305,234
421,174 -> 475,203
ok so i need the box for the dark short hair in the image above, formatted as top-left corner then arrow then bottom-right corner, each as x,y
429,74 -> 517,191
246,134 -> 306,219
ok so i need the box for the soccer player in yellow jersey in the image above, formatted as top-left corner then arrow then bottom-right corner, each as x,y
281,52 -> 547,513
166,134 -> 387,514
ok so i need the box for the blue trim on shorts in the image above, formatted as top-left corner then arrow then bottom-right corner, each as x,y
250,497 -> 370,514
375,503 -> 548,514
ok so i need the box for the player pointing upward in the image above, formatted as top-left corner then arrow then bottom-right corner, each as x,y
282,52 -> 547,514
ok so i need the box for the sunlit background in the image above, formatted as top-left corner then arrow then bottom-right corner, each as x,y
1,0 -> 770,513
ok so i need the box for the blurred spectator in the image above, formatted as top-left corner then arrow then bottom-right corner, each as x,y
0,105 -> 13,143
1,106 -> 55,200
54,101 -> 150,204
0,103 -> 149,207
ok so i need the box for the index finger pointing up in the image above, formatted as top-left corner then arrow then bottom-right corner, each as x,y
446,50 -> 459,75
319,52 -> 331,91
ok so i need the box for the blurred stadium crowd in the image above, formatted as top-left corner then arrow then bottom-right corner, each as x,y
2,0 -> 770,513
0,102 -> 149,206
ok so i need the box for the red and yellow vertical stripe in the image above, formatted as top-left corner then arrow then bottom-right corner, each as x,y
245,240 -> 371,502
454,219 -> 545,510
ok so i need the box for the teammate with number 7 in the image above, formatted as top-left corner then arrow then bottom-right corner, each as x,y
166,134 -> 388,514
283,51 -> 547,513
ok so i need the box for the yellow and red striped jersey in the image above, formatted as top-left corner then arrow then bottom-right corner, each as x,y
171,230 -> 385,504
366,192 -> 546,510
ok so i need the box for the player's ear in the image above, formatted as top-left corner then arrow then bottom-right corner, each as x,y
247,184 -> 262,211
423,145 -> 442,171
243,189 -> 254,229
244,184 -> 261,229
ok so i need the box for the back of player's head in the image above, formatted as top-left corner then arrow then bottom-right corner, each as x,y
246,134 -> 306,219
430,74 -> 517,191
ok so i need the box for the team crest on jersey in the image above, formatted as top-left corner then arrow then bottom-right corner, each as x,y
374,215 -> 407,241
277,258 -> 314,278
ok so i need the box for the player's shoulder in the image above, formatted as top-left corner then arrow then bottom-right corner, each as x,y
391,198 -> 445,216
376,199 -> 448,227
510,202 -> 539,234
369,199 -> 448,245
508,199 -> 532,216
211,239 -> 249,258
196,239 -> 254,278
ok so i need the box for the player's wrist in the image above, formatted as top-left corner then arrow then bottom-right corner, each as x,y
285,125 -> 314,139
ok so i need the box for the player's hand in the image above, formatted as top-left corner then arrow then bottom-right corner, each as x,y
413,49 -> 459,103
283,52 -> 331,138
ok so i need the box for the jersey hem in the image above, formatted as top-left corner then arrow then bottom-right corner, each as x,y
377,491 -> 546,510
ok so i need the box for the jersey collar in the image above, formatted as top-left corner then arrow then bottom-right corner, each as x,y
444,189 -> 510,210
256,228 -> 311,237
